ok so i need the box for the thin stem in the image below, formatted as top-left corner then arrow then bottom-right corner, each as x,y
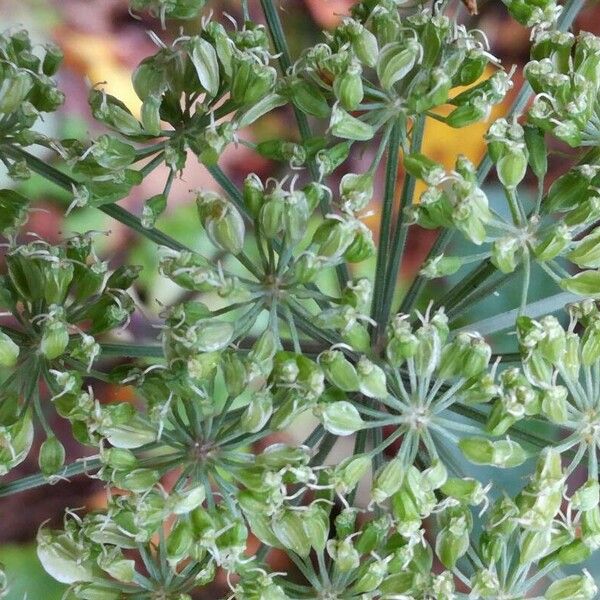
520,250 -> 531,315
3,145 -> 191,253
99,342 -> 164,358
505,187 -> 523,226
0,458 -> 102,497
206,164 -> 249,219
447,269 -> 516,323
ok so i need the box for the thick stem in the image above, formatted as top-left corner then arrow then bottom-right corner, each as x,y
371,119 -> 403,327
379,114 -> 426,330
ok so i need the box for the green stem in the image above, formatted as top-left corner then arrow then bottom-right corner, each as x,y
371,119 -> 403,326
447,269 -> 516,323
3,145 -> 191,253
520,250 -> 531,315
380,114 -> 425,329
139,151 -> 165,178
0,458 -> 102,497
206,164 -> 248,218
259,0 -> 315,182
505,187 -> 523,226
99,342 -> 164,358
435,260 -> 498,316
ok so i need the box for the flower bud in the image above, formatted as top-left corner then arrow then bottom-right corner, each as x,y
241,391 -> 273,434
545,167 -> 598,213
572,480 -> 600,512
196,191 -> 245,254
545,572 -> 597,600
272,509 -> 311,557
36,528 -> 94,584
40,319 -> 69,360
318,350 -> 359,392
404,153 -> 445,186
376,40 -> 421,90
316,401 -> 364,436
435,515 -> 469,568
561,271 -> 600,298
357,356 -> 388,399
340,172 -> 374,213
166,520 -> 193,566
497,146 -> 528,190
188,36 -> 219,97
491,236 -> 520,273
0,330 -> 19,368
287,78 -> 329,119
372,457 -> 405,505
327,537 -> 359,572
329,104 -> 374,141
38,435 -> 66,477
333,61 -> 363,110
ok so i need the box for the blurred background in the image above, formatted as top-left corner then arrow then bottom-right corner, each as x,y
0,0 -> 599,597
